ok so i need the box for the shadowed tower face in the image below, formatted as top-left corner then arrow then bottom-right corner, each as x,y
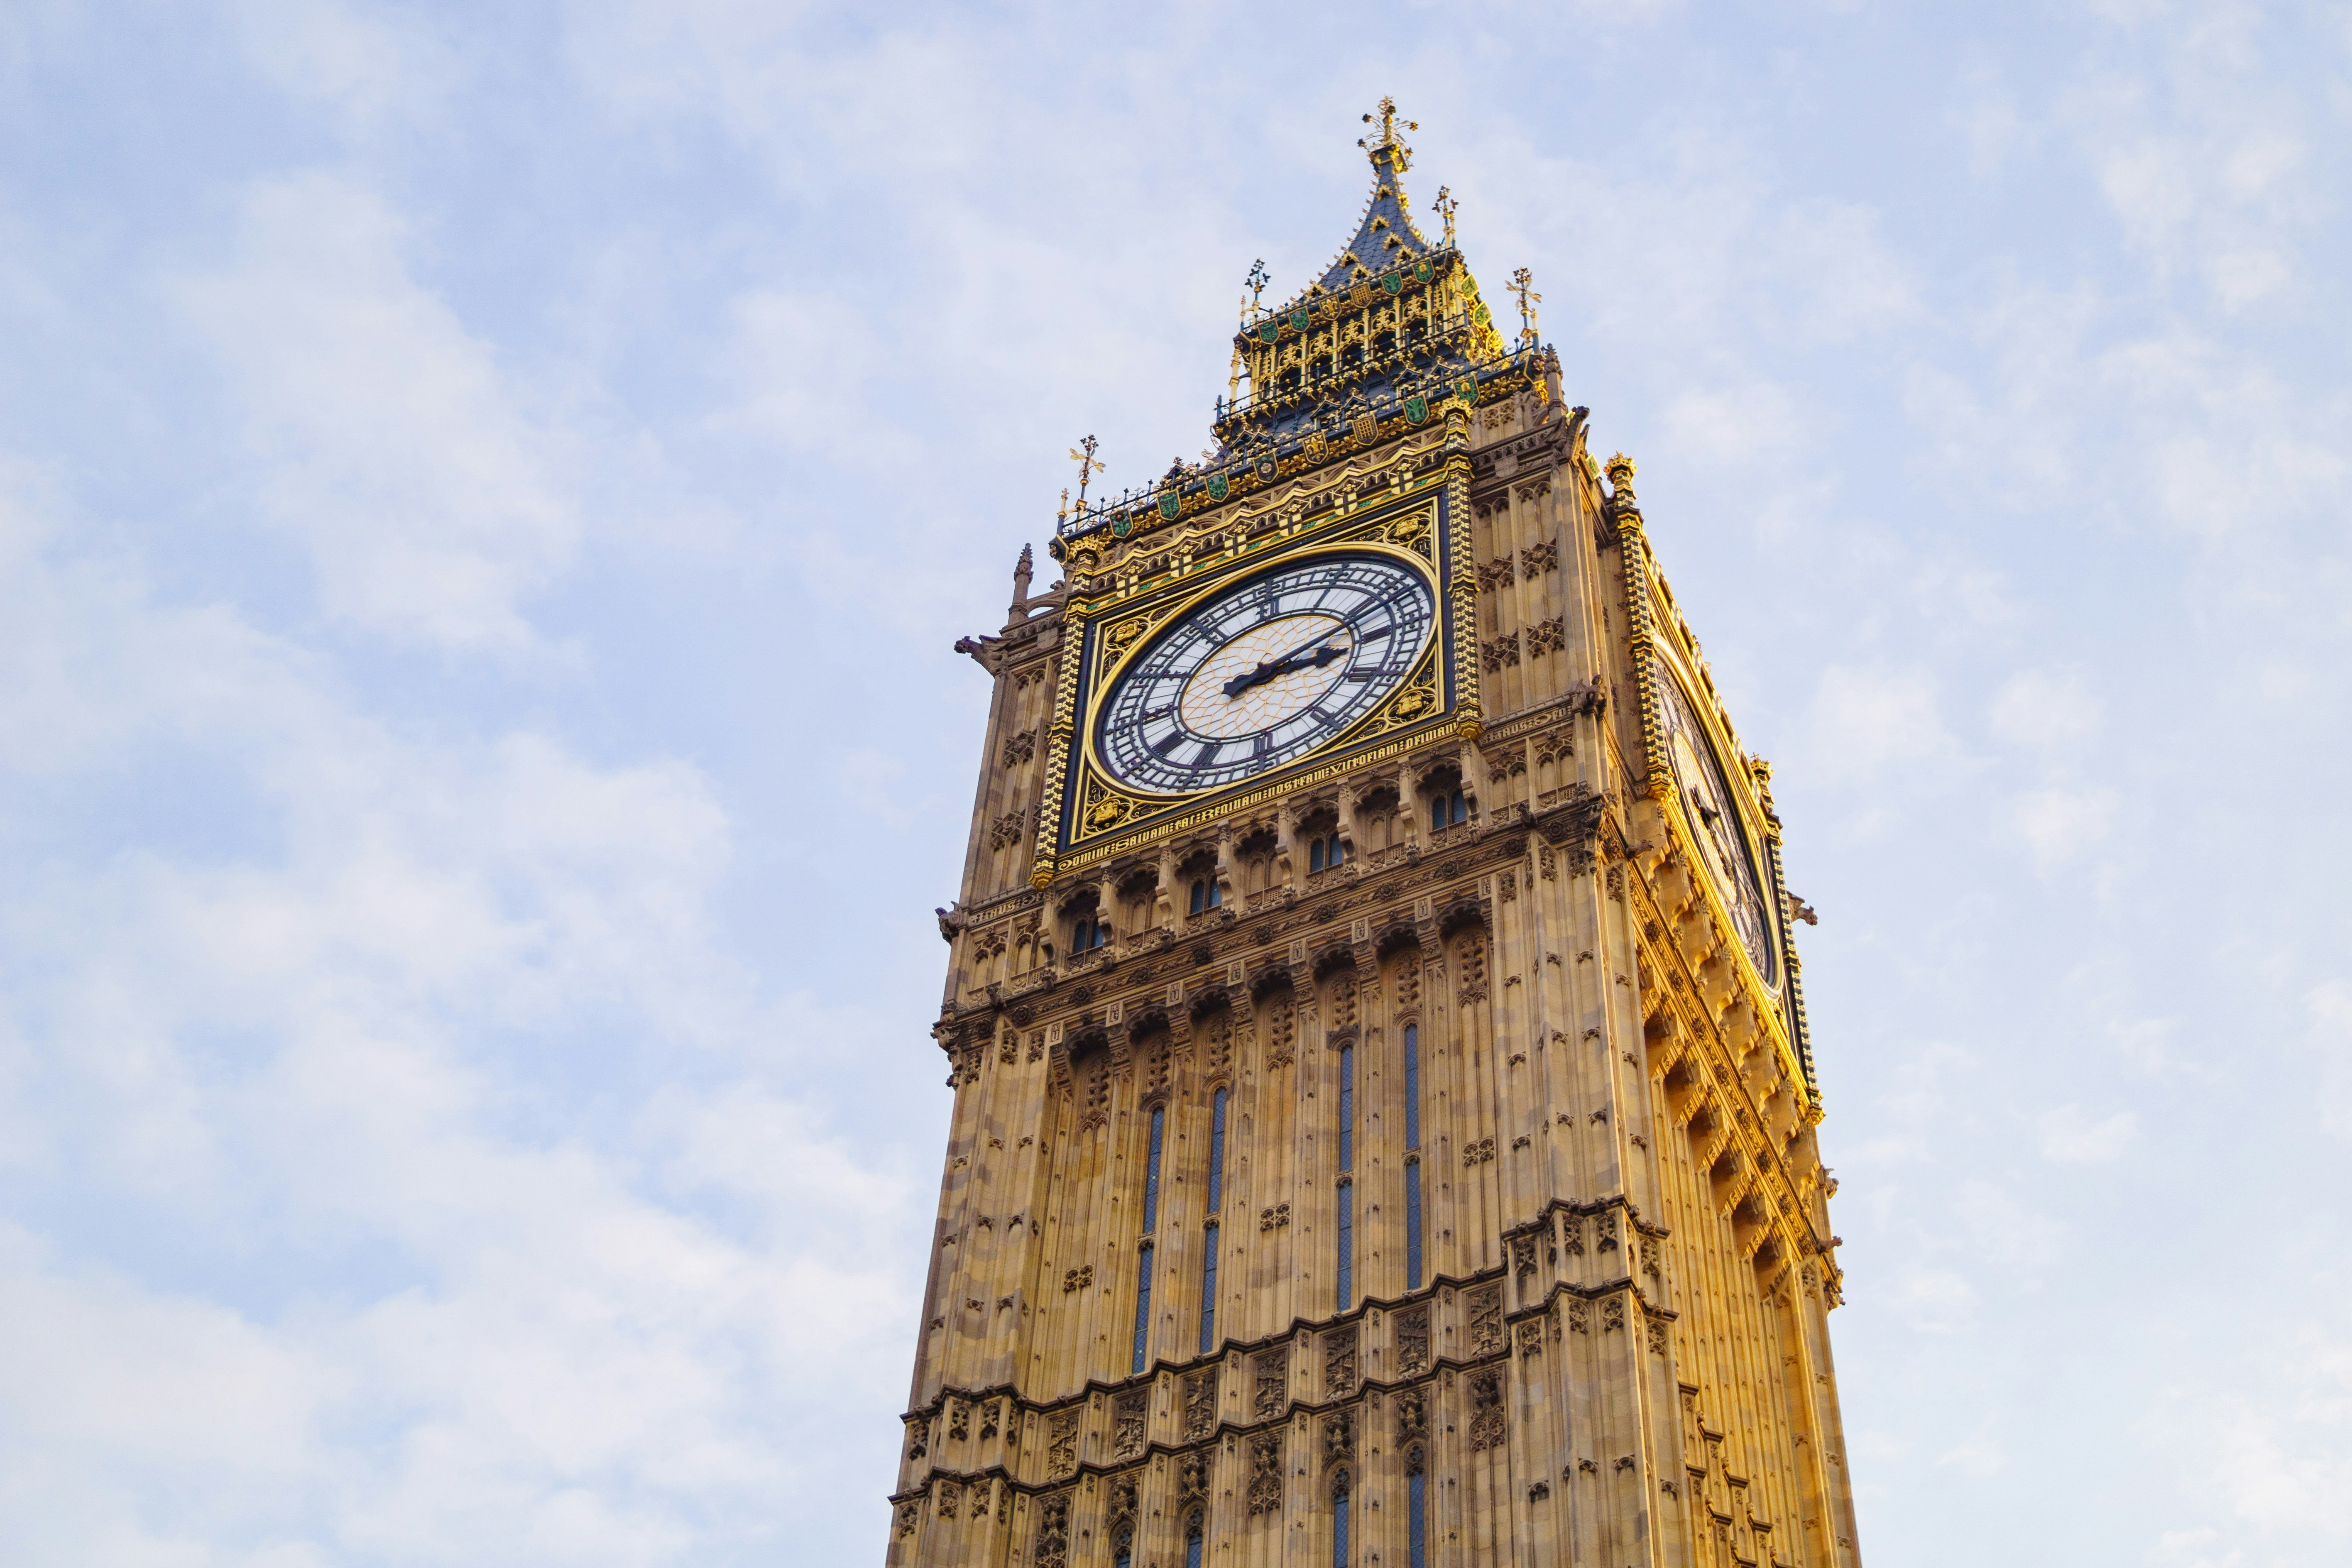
893,105 -> 1864,1568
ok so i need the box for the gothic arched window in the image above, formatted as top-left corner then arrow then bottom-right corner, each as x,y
1331,1468 -> 1352,1568
1336,1043 -> 1355,1309
1407,1446 -> 1428,1568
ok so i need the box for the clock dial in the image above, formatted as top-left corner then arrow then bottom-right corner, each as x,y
1656,668 -> 1778,987
1096,552 -> 1436,794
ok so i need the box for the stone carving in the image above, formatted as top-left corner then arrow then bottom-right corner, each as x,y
990,810 -> 1027,849
1179,1448 -> 1210,1505
1467,1370 -> 1507,1451
1258,1202 -> 1292,1231
1511,1233 -> 1537,1287
1516,1318 -> 1544,1357
1462,1137 -> 1495,1166
1499,869 -> 1517,902
906,1418 -> 928,1461
947,1398 -> 968,1441
1046,1409 -> 1079,1477
1520,539 -> 1559,576
1184,1369 -> 1217,1438
1109,1470 -> 1139,1525
1477,556 -> 1515,592
1641,1235 -> 1661,1277
1394,963 -> 1421,1009
1525,616 -> 1565,657
1456,939 -> 1489,1005
1002,730 -> 1035,768
1567,1297 -> 1590,1335
935,1479 -> 960,1519
1254,1348 -> 1289,1419
1602,1294 -> 1627,1333
1646,1312 -> 1670,1356
1264,998 -> 1297,1068
1562,1213 -> 1585,1255
1596,1210 -> 1620,1252
1062,1264 -> 1094,1293
1395,1384 -> 1428,1445
1325,1326 -> 1358,1397
896,1502 -> 919,1539
1481,632 -> 1521,672
1529,1480 -> 1551,1502
1469,1286 -> 1504,1354
1248,1431 -> 1284,1516
1324,1408 -> 1356,1464
1035,1491 -> 1072,1568
1113,1390 -> 1147,1459
980,1399 -> 1001,1441
1395,1306 -> 1431,1375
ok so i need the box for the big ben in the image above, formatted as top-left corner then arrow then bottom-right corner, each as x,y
893,103 -> 1863,1568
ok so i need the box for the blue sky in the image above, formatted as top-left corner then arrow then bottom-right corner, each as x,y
1,2 -> 2347,1563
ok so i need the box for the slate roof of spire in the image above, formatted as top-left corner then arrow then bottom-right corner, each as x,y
1309,140 -> 1435,295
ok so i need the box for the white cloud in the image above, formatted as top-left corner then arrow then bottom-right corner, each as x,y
2038,1104 -> 2139,1163
0,468 -> 915,1561
1990,669 -> 2100,749
170,174 -> 579,651
2013,784 -> 2120,867
1955,1179 -> 2063,1271
1809,664 -> 1954,775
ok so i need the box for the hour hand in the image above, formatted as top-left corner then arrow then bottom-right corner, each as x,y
1223,639 -> 1345,698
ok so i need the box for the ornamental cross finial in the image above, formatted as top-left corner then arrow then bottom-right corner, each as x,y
1244,258 -> 1270,317
1509,266 -> 1542,347
1067,435 -> 1105,511
1433,186 -> 1459,247
1358,96 -> 1417,163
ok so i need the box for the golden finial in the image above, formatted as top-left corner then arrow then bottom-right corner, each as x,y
1056,487 -> 1070,526
1605,453 -> 1637,490
1067,435 -> 1105,511
1433,186 -> 1459,248
1357,96 -> 1418,168
1509,267 -> 1542,349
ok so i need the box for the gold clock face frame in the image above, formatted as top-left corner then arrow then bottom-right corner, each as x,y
1655,659 -> 1779,990
1091,549 -> 1438,797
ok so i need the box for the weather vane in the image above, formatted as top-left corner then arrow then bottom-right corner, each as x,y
1067,435 -> 1105,512
1243,258 -> 1270,319
1509,266 -> 1542,348
1433,186 -> 1459,248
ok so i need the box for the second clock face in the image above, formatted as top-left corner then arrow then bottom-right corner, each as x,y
1096,552 -> 1436,795
1656,667 -> 1778,987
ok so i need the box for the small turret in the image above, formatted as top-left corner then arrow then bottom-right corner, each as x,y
1009,543 -> 1034,622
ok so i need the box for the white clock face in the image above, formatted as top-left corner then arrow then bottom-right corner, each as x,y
1096,553 -> 1436,794
1657,668 -> 1777,987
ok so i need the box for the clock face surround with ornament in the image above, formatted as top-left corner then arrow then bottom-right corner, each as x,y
1655,665 -> 1779,988
1094,551 -> 1437,796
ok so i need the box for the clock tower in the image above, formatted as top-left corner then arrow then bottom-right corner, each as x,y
894,107 -> 1864,1568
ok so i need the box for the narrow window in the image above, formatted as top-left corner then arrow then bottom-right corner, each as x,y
1332,1470 -> 1351,1568
1407,1451 -> 1427,1568
1310,838 -> 1326,873
1189,880 -> 1204,916
1337,1045 -> 1355,1173
1450,789 -> 1466,825
1143,1103 -> 1165,1233
1208,880 -> 1223,908
1208,1087 -> 1228,1210
1336,1179 -> 1353,1309
1338,1042 -> 1355,1309
1331,834 -> 1346,866
1116,1540 -> 1132,1568
1429,794 -> 1445,832
1404,1023 -> 1423,1289
1199,1221 -> 1219,1353
1186,1516 -> 1204,1568
1132,1240 -> 1154,1373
